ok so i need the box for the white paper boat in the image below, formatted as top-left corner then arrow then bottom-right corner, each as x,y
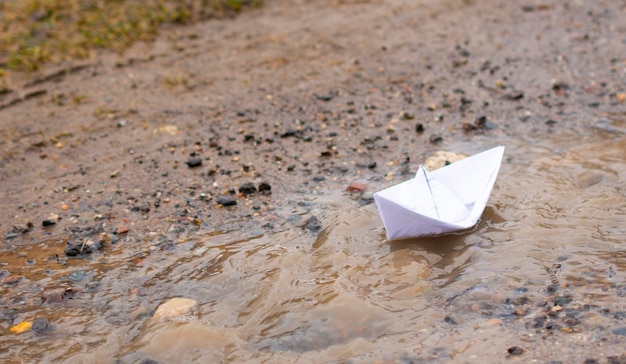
374,146 -> 505,240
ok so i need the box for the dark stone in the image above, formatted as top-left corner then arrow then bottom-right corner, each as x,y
258,182 -> 272,195
359,195 -> 374,206
546,322 -> 562,330
64,241 -> 93,257
531,315 -> 547,328
139,359 -> 160,364
545,119 -> 558,126
546,284 -> 559,293
368,162 -> 377,169
316,94 -> 333,102
313,176 -> 325,182
553,294 -> 572,306
0,308 -> 17,324
238,182 -> 257,195
612,326 -> 626,336
505,91 -> 524,100
186,157 -> 202,168
280,129 -> 301,138
475,116 -> 487,128
32,317 -> 50,332
415,123 -> 424,133
216,196 -> 237,206
402,111 -> 415,120
304,216 -> 322,232
607,355 -> 626,364
564,317 -> 581,327
507,346 -> 524,356
444,316 -> 457,325
429,134 -> 443,144
552,82 -> 570,93
462,122 -> 478,132
42,219 -> 57,227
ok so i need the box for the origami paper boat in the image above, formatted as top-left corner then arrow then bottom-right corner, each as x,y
374,146 -> 505,240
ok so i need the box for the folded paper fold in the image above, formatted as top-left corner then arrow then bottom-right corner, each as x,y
374,146 -> 505,240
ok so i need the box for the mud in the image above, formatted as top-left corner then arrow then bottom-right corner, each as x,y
0,0 -> 625,362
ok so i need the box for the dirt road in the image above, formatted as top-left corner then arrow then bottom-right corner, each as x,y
1,0 -> 625,362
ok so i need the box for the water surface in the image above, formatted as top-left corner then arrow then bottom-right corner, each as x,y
3,119 -> 624,363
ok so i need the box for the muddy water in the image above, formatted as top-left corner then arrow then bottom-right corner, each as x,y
1,121 -> 623,363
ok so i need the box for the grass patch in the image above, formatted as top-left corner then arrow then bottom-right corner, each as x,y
0,0 -> 262,73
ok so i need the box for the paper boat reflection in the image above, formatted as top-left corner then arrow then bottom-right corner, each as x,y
374,146 -> 505,240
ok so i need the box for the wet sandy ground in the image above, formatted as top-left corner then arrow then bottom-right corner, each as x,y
1,0 -> 625,362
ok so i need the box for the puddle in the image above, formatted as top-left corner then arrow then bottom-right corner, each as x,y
2,127 -> 624,362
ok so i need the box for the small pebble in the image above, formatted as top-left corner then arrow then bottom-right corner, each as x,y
612,326 -> 626,336
401,111 -> 415,120
505,91 -> 524,100
304,216 -> 322,232
186,157 -> 202,168
238,182 -> 257,195
507,346 -> 524,356
68,270 -> 86,282
429,134 -> 443,144
216,196 -> 237,206
64,241 -> 93,257
258,182 -> 272,195
360,192 -> 374,203
347,181 -> 367,192
153,297 -> 198,319
32,317 -> 50,332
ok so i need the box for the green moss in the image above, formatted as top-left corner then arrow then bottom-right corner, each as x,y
0,0 -> 262,72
